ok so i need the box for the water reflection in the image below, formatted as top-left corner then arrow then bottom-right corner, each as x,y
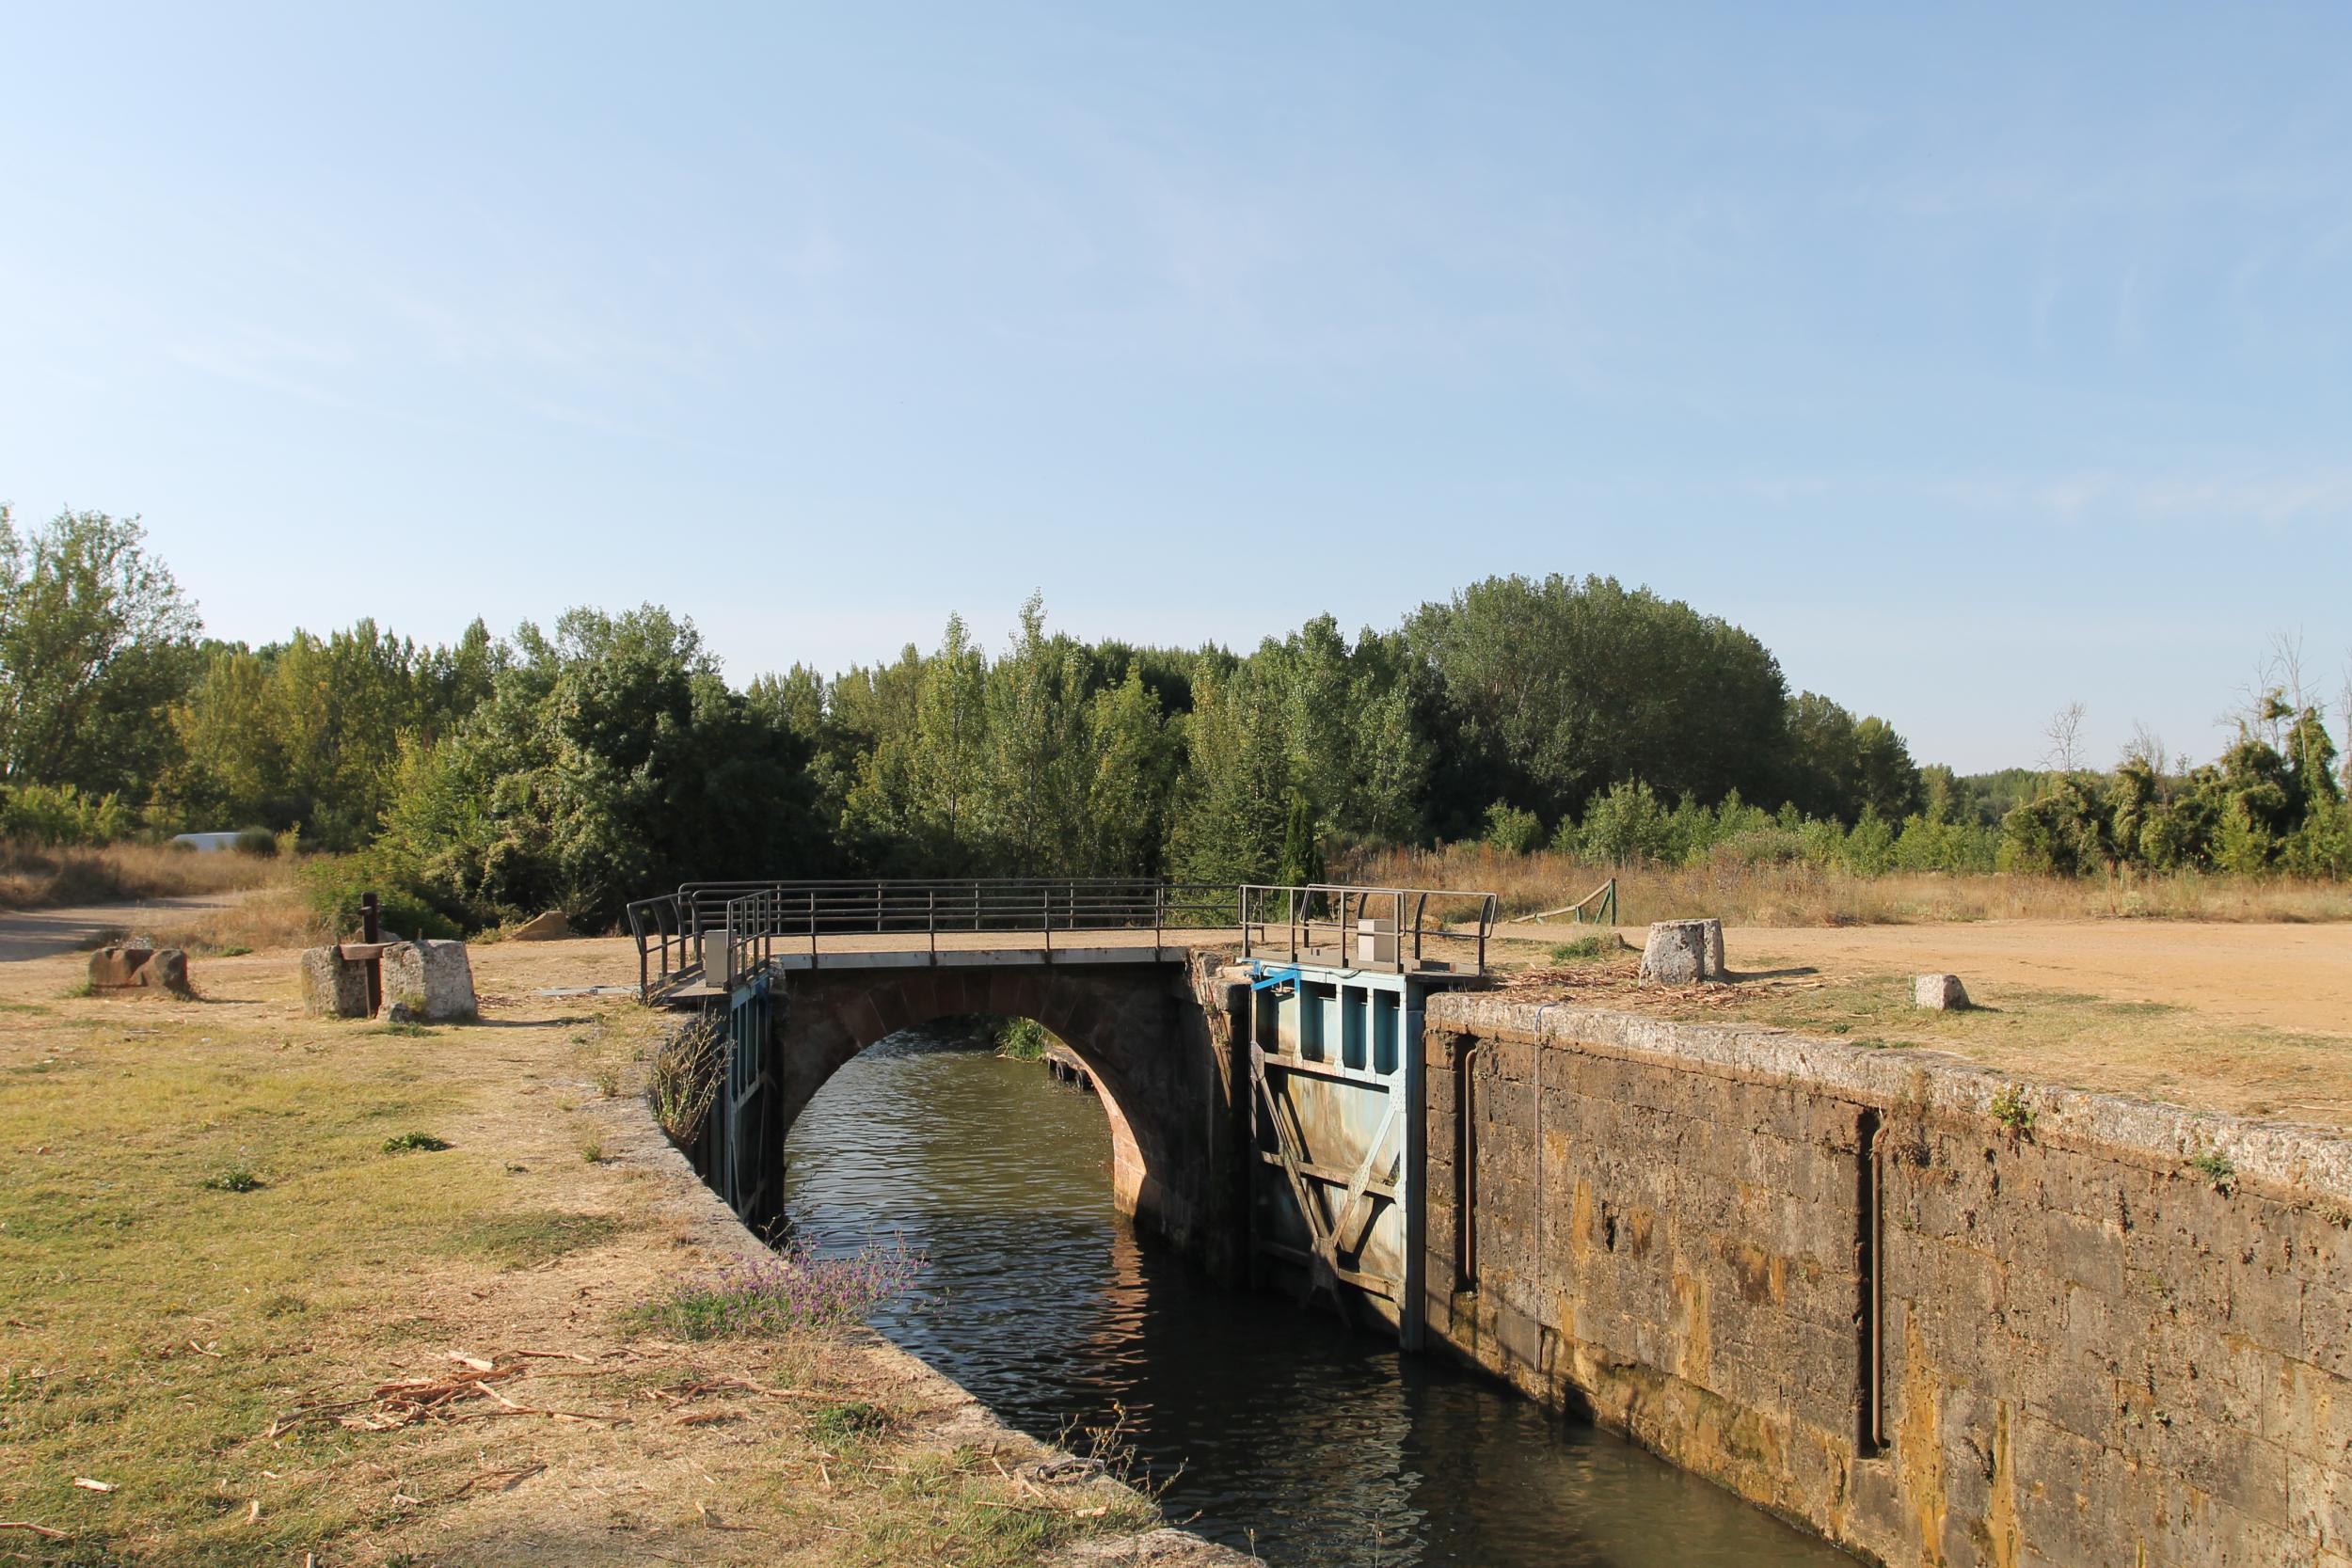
782,1029 -> 1851,1567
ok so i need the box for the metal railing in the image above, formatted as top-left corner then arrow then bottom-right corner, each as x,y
631,879 -> 1235,995
630,878 -> 1501,996
1237,883 -> 1500,976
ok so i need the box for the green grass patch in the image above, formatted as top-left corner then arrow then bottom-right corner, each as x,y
1547,933 -> 1622,963
200,1164 -> 263,1193
457,1211 -> 622,1267
380,1131 -> 451,1153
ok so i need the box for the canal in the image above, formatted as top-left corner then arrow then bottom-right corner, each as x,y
781,1028 -> 1854,1567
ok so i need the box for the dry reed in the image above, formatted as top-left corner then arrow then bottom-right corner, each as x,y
0,838 -> 285,911
1343,844 -> 2352,927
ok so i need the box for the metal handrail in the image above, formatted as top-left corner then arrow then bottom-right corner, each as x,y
632,878 -> 1500,996
1234,883 -> 1500,976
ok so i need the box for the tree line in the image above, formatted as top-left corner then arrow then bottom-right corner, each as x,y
2,503 -> 2345,932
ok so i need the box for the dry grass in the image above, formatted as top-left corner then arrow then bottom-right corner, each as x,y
0,840 -> 287,912
1348,844 -> 2352,927
129,883 -> 326,955
0,942 -> 1180,1566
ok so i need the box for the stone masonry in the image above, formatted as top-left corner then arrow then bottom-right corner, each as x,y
1422,995 -> 2352,1567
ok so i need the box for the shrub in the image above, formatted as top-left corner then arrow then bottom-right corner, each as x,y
994,1016 -> 1052,1061
1482,801 -> 1544,856
0,782 -> 131,846
625,1242 -> 924,1339
299,853 -> 462,941
233,826 -> 278,856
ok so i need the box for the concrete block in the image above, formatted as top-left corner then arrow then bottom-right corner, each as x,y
87,944 -> 191,997
379,940 -> 476,1022
299,945 -> 371,1017
1915,973 -> 1971,1009
1639,921 -> 1710,985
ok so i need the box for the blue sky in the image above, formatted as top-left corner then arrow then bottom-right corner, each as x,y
4,4 -> 2348,772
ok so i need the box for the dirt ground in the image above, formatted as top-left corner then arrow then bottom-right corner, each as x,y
0,892 -> 258,963
0,932 -> 1242,1567
1494,919 -> 2352,1130
1494,918 -> 2352,1032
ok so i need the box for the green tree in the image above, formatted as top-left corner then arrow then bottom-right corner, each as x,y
1408,574 -> 1789,835
0,507 -> 200,799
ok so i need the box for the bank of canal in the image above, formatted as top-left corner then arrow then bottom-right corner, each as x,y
782,1029 -> 1852,1567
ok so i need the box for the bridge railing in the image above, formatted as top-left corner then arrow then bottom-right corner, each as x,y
631,878 -> 1500,996
1237,883 -> 1500,976
634,879 -> 1235,994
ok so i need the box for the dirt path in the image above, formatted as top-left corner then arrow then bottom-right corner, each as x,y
0,890 -> 254,962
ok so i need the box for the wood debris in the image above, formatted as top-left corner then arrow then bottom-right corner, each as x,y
0,1522 -> 69,1541
262,1358 -> 625,1438
71,1478 -> 114,1493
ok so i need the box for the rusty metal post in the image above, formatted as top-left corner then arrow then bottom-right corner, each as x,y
359,892 -> 383,1016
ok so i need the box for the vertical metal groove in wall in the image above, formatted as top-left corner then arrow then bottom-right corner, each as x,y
1458,1041 -> 1478,1290
1855,1106 -> 1885,1455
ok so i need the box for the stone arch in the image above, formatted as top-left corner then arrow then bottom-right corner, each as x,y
770,963 -> 1222,1252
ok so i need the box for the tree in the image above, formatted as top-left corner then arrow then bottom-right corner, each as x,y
375,605 -> 822,927
1407,575 -> 1790,836
0,507 -> 200,798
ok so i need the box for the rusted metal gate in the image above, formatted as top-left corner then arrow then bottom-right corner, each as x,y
1247,961 -> 1428,1347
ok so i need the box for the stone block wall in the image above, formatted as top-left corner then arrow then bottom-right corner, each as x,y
1422,996 -> 2352,1567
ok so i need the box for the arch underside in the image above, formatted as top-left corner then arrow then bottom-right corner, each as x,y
771,964 -> 1207,1244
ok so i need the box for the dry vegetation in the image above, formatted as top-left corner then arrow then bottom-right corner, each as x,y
0,841 -> 288,913
0,939 -> 1200,1567
1352,844 -> 2352,927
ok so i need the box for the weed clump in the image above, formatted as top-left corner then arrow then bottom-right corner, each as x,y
202,1164 -> 263,1193
1548,934 -> 1620,963
2189,1148 -> 2238,1194
626,1242 -> 924,1340
382,1132 -> 451,1153
1989,1083 -> 2036,1138
647,1015 -> 724,1144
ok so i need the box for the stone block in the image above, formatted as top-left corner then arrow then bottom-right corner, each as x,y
87,945 -> 191,997
1915,973 -> 1970,1009
299,946 -> 371,1017
379,940 -> 476,1022
1639,921 -> 1710,985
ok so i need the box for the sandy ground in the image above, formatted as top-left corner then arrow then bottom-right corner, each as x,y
1495,919 -> 2352,1035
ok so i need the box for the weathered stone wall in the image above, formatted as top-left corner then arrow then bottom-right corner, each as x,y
1422,995 -> 2352,1567
771,958 -> 1252,1276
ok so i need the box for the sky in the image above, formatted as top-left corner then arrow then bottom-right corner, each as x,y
4,4 -> 2349,773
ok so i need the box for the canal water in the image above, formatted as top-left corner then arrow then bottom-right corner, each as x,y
781,1029 -> 1852,1568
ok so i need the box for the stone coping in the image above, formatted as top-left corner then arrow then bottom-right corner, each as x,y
1426,993 -> 2352,1206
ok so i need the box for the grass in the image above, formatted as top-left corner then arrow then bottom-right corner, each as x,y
380,1131 -> 451,1153
1348,843 -> 2352,927
1548,933 -> 1622,963
0,948 -> 1161,1564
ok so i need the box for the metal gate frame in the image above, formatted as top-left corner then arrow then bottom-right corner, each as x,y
707,973 -> 776,1224
1246,961 -> 1428,1347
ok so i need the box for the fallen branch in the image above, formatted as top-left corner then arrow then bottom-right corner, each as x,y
0,1522 -> 69,1541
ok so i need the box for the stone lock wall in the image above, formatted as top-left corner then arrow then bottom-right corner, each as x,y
1422,997 -> 2352,1568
